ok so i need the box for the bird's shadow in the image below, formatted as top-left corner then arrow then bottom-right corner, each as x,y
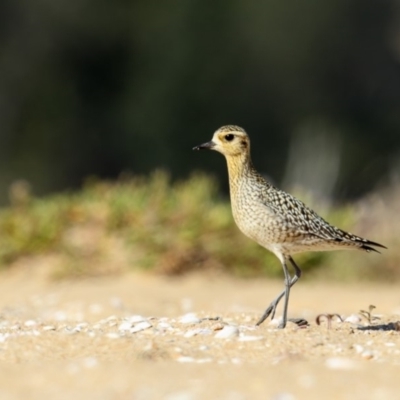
357,321 -> 400,331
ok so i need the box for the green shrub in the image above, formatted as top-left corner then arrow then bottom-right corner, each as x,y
0,172 -> 395,280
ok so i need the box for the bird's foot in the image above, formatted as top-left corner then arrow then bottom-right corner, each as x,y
255,301 -> 279,326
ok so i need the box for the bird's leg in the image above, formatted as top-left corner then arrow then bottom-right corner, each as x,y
256,257 -> 302,327
278,259 -> 292,328
256,275 -> 297,326
271,257 -> 302,321
256,260 -> 293,327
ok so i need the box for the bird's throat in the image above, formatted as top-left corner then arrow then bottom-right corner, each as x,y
226,153 -> 252,181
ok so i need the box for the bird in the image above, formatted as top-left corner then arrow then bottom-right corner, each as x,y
193,125 -> 386,329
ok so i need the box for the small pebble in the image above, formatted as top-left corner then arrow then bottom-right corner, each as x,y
42,325 -> 56,331
126,315 -> 146,324
118,316 -> 147,331
178,313 -> 200,324
106,332 -> 120,339
184,329 -> 202,338
215,325 -> 239,339
361,350 -> 374,360
156,322 -> 172,331
63,327 -> 78,335
130,321 -> 152,333
211,323 -> 224,331
199,329 -> 212,336
118,321 -> 133,331
345,314 -> 362,324
353,344 -> 364,354
184,328 -> 212,338
0,334 -> 9,342
269,318 -> 282,328
24,320 -> 37,327
72,325 -> 83,333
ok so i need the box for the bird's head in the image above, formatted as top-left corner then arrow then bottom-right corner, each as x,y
193,125 -> 250,157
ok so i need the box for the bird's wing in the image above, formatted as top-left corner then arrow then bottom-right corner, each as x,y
260,188 -> 386,251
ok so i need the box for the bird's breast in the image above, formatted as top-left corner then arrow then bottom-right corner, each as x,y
230,186 -> 278,245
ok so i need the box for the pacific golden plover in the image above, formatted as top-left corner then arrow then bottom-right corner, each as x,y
193,125 -> 386,329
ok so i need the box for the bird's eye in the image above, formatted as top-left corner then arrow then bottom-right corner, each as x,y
225,134 -> 234,141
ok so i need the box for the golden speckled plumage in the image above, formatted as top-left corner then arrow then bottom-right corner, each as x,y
193,125 -> 386,328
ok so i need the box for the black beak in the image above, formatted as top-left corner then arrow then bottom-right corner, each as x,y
193,141 -> 215,151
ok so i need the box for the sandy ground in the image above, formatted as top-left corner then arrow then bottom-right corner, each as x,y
0,264 -> 399,400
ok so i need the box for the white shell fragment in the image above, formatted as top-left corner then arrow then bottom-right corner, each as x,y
118,315 -> 152,333
0,334 -> 9,343
184,328 -> 212,338
127,315 -> 147,323
353,344 -> 364,354
178,313 -> 200,324
345,314 -> 362,324
184,329 -> 202,338
361,350 -> 375,360
42,325 -> 56,331
106,333 -> 120,339
214,325 -> 239,339
268,318 -> 282,328
130,321 -> 152,333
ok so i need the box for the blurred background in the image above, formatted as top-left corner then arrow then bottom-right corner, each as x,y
1,0 -> 400,203
0,0 -> 399,280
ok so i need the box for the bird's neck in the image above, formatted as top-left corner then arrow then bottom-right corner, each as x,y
225,152 -> 270,195
226,152 -> 255,182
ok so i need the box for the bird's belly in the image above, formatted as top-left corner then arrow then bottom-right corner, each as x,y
231,201 -> 278,245
279,240 -> 354,254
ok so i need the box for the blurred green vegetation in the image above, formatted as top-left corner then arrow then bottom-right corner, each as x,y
0,173 -> 396,281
